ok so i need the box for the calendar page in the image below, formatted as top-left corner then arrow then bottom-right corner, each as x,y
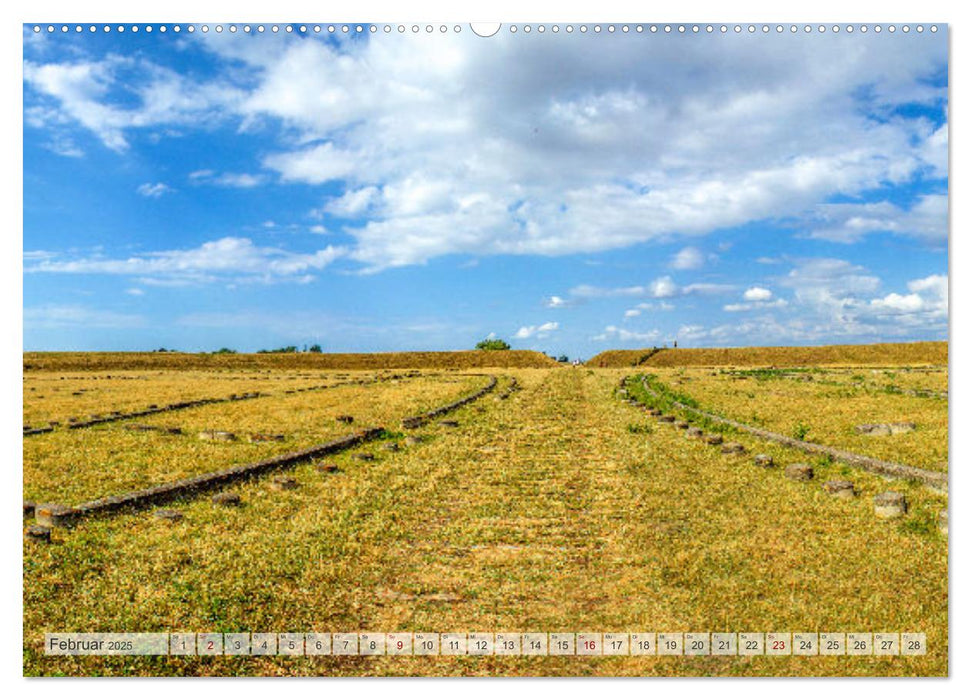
21,9 -> 949,682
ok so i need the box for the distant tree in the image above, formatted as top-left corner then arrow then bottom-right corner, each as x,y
556,355 -> 569,363
475,338 -> 511,351
308,344 -> 323,353
257,346 -> 299,354
212,347 -> 237,354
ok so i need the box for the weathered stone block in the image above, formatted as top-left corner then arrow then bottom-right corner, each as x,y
823,480 -> 855,498
753,454 -> 774,468
784,463 -> 814,481
873,491 -> 907,519
212,492 -> 241,506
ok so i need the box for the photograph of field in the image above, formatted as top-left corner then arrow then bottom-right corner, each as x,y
22,17 -> 947,681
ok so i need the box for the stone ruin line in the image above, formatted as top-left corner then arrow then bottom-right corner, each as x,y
30,373 -> 502,528
400,375 -> 498,429
631,376 -> 948,492
32,428 -> 385,528
22,372 -> 422,437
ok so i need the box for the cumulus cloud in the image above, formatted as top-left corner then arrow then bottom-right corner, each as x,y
650,276 -> 735,298
544,295 -> 572,308
869,274 -> 947,323
712,260 -> 950,341
514,321 -> 559,339
136,182 -> 172,198
743,286 -> 773,302
624,309 -> 641,318
806,193 -> 947,244
23,55 -> 242,152
670,246 -> 706,270
650,276 -> 679,298
25,237 -> 345,286
24,31 -> 947,270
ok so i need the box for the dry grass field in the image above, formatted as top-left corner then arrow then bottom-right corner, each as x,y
588,342 -> 947,368
649,367 -> 949,472
24,350 -> 557,372
22,351 -> 948,677
24,372 -> 487,505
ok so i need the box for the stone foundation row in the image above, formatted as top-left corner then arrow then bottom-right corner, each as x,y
401,375 -> 498,429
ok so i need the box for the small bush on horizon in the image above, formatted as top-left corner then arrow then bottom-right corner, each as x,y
475,338 -> 511,351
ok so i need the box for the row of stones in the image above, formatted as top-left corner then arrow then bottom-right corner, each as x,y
23,374 -> 406,436
25,434 -> 439,539
400,375 -> 498,429
25,427 -> 387,536
621,387 -> 947,534
629,377 -> 947,491
495,377 -> 520,401
25,375 -> 500,541
23,393 -> 264,435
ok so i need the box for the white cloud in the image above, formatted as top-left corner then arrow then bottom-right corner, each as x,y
24,55 -> 242,152
544,295 -> 572,308
682,282 -> 735,295
323,186 -> 380,217
624,309 -> 641,318
24,31 -> 947,270
125,288 -> 144,296
869,274 -> 947,322
650,276 -> 735,299
566,278 -> 733,305
670,246 -> 706,270
263,142 -> 357,184
636,301 -> 675,312
806,193 -> 947,244
136,182 -> 172,198
570,284 -> 647,299
217,173 -> 264,188
190,171 -> 267,188
743,286 -> 773,302
650,276 -> 679,298
24,304 -> 145,329
25,237 -> 346,286
724,299 -> 788,313
513,321 -> 559,339
592,325 -> 661,343
44,135 -> 84,158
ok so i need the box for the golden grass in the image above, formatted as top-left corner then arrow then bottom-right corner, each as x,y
585,349 -> 660,368
23,368 -> 947,677
24,350 -> 557,372
652,368 -> 948,472
24,374 -> 487,505
23,370 -> 343,427
588,342 -> 948,368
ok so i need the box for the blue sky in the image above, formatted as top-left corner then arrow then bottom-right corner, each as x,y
23,24 -> 948,357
